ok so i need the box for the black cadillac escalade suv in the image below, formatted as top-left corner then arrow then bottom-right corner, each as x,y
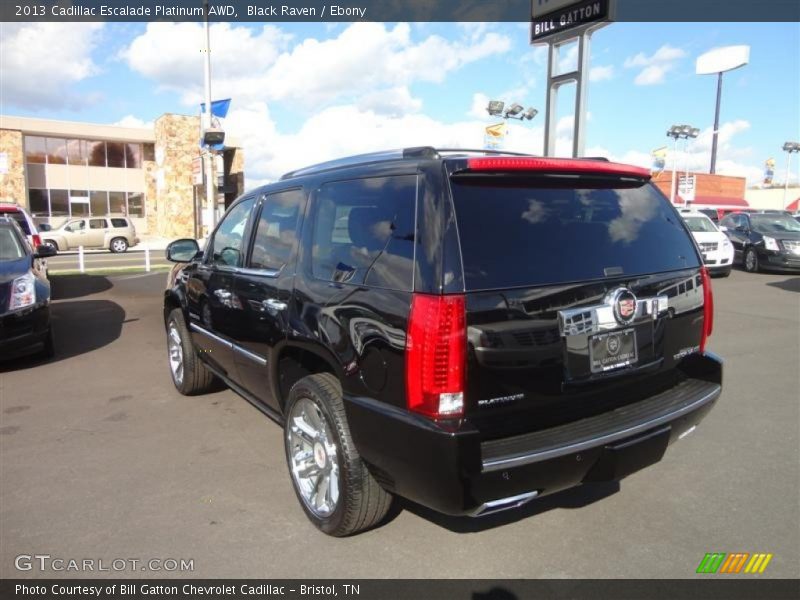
163,148 -> 722,536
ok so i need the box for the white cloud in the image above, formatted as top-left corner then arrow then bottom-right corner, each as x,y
589,65 -> 614,82
356,87 -> 422,117
112,115 -> 154,129
121,22 -> 511,112
219,101 -> 552,187
624,45 -> 686,85
586,119 -> 764,183
119,22 -> 292,105
0,23 -> 103,110
467,93 -> 492,120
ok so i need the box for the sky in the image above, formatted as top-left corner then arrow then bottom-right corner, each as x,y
1,20 -> 798,188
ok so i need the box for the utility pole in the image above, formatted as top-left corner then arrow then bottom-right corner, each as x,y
202,0 -> 216,235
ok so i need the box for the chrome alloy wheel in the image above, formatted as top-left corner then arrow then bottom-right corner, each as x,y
111,238 -> 127,252
287,397 -> 340,518
745,249 -> 757,271
167,322 -> 184,386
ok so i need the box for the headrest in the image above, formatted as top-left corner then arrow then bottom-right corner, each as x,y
347,206 -> 393,251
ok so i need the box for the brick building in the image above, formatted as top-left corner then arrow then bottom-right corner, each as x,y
0,113 -> 244,238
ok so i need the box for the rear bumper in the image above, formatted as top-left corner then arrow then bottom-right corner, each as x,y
344,352 -> 722,517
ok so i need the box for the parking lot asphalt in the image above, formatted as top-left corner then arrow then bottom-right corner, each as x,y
1,269 -> 798,579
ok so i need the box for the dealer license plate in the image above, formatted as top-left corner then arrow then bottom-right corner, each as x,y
589,328 -> 637,373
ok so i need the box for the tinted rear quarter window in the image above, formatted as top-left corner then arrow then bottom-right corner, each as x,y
311,175 -> 417,291
249,189 -> 304,271
8,213 -> 32,235
450,179 -> 699,290
110,218 -> 129,228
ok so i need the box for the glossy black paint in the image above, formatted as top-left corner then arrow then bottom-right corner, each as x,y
720,212 -> 800,271
0,223 -> 52,360
164,151 -> 723,518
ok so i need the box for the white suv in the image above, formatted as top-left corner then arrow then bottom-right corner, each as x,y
681,211 -> 734,277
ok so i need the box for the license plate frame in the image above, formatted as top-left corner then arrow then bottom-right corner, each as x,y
589,328 -> 637,373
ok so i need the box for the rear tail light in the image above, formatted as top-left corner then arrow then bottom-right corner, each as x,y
700,266 -> 714,352
406,294 -> 466,419
464,157 -> 651,179
32,234 -> 42,248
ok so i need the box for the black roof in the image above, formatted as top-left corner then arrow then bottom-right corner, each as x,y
279,146 -> 534,181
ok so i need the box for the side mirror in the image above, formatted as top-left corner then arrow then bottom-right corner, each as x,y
34,244 -> 57,258
735,225 -> 749,233
166,238 -> 201,263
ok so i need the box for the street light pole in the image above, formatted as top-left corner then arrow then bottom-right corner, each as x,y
670,135 -> 678,204
710,72 -> 723,174
202,0 -> 216,235
783,142 -> 800,208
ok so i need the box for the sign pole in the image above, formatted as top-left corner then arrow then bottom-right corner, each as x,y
710,72 -> 723,174
202,0 -> 216,235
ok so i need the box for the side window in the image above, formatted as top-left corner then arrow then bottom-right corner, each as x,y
249,189 -> 304,271
110,218 -> 128,228
208,198 -> 255,267
311,175 -> 417,291
66,220 -> 85,232
89,218 -> 106,230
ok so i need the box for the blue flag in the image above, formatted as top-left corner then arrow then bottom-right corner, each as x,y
200,98 -> 231,118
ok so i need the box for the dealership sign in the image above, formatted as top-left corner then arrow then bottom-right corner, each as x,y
531,0 -> 611,43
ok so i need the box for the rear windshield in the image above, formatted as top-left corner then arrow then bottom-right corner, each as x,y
450,179 -> 699,290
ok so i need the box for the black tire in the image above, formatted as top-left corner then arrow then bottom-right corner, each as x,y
743,247 -> 759,273
284,373 -> 392,536
110,237 -> 128,253
166,308 -> 216,395
43,239 -> 58,251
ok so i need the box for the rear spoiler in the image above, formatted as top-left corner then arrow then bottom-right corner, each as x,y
453,157 -> 651,179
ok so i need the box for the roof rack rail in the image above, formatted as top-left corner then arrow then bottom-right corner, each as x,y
280,149 -> 408,180
280,146 -> 537,180
435,148 -> 534,157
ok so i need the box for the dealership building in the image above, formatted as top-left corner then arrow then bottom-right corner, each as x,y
0,113 -> 244,239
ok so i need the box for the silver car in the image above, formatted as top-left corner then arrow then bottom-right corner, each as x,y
41,217 -> 138,253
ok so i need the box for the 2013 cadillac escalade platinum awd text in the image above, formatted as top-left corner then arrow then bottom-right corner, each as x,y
163,148 -> 722,536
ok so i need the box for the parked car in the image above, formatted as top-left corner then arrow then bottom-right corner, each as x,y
679,207 -> 720,224
42,217 -> 138,253
0,203 -> 43,251
163,148 -> 721,536
0,218 -> 57,360
719,211 -> 800,272
680,212 -> 733,277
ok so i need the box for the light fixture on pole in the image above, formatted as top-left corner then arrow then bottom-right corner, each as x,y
667,124 -> 699,205
696,45 -> 750,174
782,141 -> 800,207
486,100 -> 538,122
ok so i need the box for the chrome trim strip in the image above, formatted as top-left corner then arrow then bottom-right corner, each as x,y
233,344 -> 267,366
236,267 -> 280,278
469,490 -> 539,517
189,322 -> 232,349
190,323 -> 268,366
481,385 -> 720,472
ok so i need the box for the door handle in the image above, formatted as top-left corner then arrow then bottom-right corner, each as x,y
262,298 -> 287,312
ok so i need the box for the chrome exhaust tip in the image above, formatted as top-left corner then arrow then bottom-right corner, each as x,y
470,490 -> 539,517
